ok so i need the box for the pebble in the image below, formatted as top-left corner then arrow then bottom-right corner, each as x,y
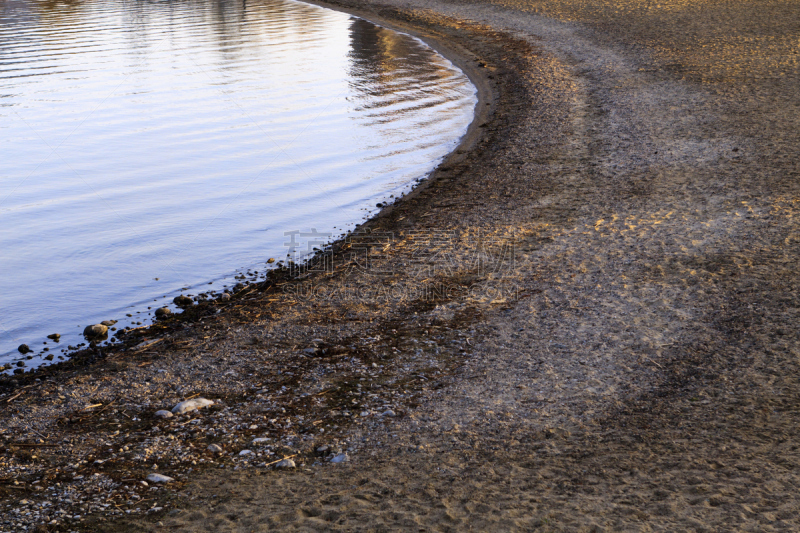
83,324 -> 108,338
100,320 -> 118,326
146,474 -> 175,483
239,450 -> 253,456
155,307 -> 172,319
171,398 -> 214,415
219,293 -> 231,301
207,444 -> 223,453
252,437 -> 270,444
173,295 -> 193,307
330,453 -> 349,464
17,344 -> 31,354
382,409 -> 397,417
46,334 -> 61,341
275,459 -> 295,469
154,410 -> 173,419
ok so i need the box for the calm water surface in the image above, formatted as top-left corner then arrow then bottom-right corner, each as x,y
0,0 -> 476,367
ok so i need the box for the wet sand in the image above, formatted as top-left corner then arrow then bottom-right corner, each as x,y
2,0 -> 800,531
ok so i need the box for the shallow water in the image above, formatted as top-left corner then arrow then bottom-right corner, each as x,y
0,0 -> 476,367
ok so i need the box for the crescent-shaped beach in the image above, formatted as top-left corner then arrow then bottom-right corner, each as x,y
2,0 -> 799,530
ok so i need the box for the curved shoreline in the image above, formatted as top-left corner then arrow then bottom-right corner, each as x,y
3,0 -> 800,530
0,2 -> 486,373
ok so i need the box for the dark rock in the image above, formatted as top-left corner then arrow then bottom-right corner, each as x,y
100,320 -> 117,326
46,334 -> 61,341
173,295 -> 193,307
16,361 -> 25,367
17,344 -> 31,354
154,307 -> 172,319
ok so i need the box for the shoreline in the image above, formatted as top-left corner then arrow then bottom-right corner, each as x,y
0,1 -> 505,391
3,0 -> 800,530
0,1 -> 485,373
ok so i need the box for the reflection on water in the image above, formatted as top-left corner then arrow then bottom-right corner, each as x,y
0,0 -> 476,367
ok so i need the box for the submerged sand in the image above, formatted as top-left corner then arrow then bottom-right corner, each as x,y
2,0 -> 799,531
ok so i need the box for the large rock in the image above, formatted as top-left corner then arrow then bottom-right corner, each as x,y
83,324 -> 108,338
173,295 -> 193,307
171,398 -> 214,415
154,307 -> 172,319
17,344 -> 31,354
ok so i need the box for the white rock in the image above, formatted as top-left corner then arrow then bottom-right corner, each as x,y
171,398 -> 214,415
252,437 -> 270,444
146,474 -> 174,483
207,444 -> 223,453
382,409 -> 396,417
239,450 -> 253,456
275,459 -> 295,469
330,453 -> 349,464
154,410 -> 173,419
140,481 -> 149,487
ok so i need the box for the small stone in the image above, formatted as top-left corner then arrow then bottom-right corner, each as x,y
207,444 -> 223,453
275,458 -> 295,469
154,410 -> 173,419
100,320 -> 118,326
44,354 -> 54,361
382,409 -> 397,417
146,474 -> 174,483
47,334 -> 61,341
140,481 -> 149,487
267,258 -> 275,264
173,295 -> 193,307
330,453 -> 349,464
17,344 -> 31,354
154,307 -> 172,319
239,450 -> 253,456
83,324 -> 108,338
252,437 -> 270,444
16,361 -> 25,367
171,398 -> 214,415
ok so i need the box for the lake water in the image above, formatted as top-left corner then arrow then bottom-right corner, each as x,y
0,0 -> 476,368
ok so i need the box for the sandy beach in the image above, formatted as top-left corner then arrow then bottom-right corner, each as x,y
2,0 -> 799,530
